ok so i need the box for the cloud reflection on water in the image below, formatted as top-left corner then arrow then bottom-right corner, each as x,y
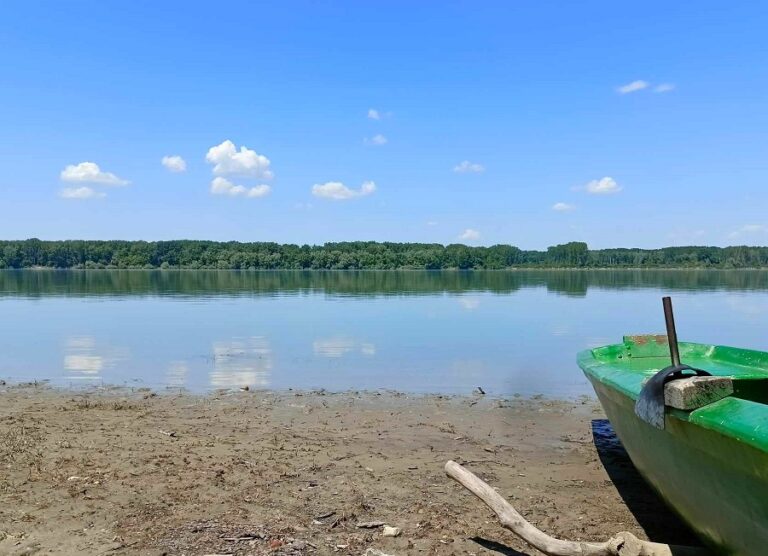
457,297 -> 480,310
62,335 -> 127,380
209,336 -> 272,388
313,337 -> 376,358
64,354 -> 104,374
167,361 -> 189,387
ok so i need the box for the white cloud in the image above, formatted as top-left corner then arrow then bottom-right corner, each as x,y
729,224 -> 768,239
459,228 -> 481,241
617,80 -> 649,94
205,140 -> 273,178
552,202 -> 575,212
161,155 -> 187,173
584,176 -> 622,195
426,220 -> 438,227
312,180 -> 376,200
246,185 -> 271,198
60,162 -> 129,186
654,83 -> 676,93
59,186 -> 106,200
367,108 -> 392,120
210,177 -> 271,198
364,134 -> 388,146
453,160 -> 485,174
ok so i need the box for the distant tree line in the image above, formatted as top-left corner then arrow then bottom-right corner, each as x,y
2,239 -> 768,269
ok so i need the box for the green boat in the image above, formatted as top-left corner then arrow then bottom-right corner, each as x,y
578,300 -> 768,556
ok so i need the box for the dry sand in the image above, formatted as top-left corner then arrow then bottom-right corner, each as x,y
0,384 -> 697,555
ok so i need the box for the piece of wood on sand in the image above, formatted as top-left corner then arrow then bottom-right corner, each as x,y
445,460 -> 712,556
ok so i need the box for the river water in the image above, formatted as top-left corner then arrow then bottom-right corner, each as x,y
2,269 -> 768,397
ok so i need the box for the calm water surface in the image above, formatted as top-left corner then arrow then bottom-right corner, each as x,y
2,269 -> 768,398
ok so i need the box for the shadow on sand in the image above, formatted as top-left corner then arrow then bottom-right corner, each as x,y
468,419 -> 704,556
591,418 -> 701,546
470,536 -> 528,556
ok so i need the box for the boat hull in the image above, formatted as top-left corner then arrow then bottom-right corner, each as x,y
588,375 -> 768,556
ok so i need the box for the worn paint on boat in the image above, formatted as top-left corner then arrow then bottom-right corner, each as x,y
579,335 -> 768,556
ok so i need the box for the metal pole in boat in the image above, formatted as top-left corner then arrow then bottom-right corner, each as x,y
662,296 -> 681,366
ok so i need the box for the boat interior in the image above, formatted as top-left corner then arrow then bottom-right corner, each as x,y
589,334 -> 768,405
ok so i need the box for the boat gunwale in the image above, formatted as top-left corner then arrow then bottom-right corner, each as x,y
579,338 -> 768,456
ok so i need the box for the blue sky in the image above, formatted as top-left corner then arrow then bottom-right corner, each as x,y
1,1 -> 767,249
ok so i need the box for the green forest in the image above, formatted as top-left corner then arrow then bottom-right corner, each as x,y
2,239 -> 768,269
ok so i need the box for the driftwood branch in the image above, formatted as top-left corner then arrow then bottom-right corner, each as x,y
445,460 -> 710,556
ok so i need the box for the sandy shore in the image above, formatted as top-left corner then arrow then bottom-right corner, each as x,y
0,385 -> 696,555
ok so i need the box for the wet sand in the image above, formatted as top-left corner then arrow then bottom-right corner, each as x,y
0,385 -> 690,555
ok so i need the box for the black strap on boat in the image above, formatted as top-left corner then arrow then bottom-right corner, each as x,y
635,364 -> 712,429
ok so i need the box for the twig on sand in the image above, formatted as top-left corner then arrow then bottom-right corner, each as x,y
356,520 -> 386,529
445,460 -> 711,556
158,429 -> 177,438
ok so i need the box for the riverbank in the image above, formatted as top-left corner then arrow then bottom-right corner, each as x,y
1,385 -> 695,555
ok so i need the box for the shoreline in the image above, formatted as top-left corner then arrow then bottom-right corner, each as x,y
0,380 -> 592,402
1,384 -> 697,555
5,267 -> 768,271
